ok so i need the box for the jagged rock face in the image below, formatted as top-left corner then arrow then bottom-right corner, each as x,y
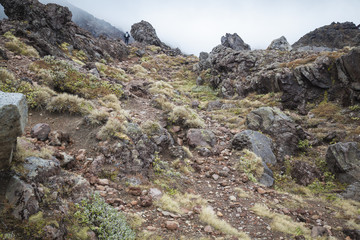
0,0 -> 129,61
267,36 -> 292,51
0,92 -> 28,170
246,107 -> 307,160
131,20 -> 167,48
292,22 -> 360,50
290,160 -> 320,186
326,142 -> 360,184
221,33 -> 251,51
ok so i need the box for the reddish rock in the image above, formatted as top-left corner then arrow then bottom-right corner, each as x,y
31,123 -> 51,141
97,178 -> 110,186
165,221 -> 179,230
128,186 -> 142,196
140,195 -> 153,207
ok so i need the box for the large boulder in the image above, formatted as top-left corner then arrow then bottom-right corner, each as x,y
326,142 -> 360,183
221,33 -> 251,51
0,92 -> 28,170
290,160 -> 321,186
131,20 -> 169,49
232,130 -> 276,187
292,22 -> 360,50
187,129 -> 217,148
23,157 -> 61,183
267,36 -> 292,51
246,107 -> 307,160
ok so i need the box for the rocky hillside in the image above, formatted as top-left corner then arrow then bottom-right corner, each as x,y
0,1 -> 359,239
38,0 -> 129,41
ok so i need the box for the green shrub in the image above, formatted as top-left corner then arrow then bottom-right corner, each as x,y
75,193 -> 136,240
31,56 -> 123,99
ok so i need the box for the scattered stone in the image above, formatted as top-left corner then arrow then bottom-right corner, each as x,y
311,226 -> 328,238
229,196 -> 237,201
212,174 -> 219,181
165,221 -> 179,230
217,211 -> 223,217
140,195 -> 153,207
128,186 -> 142,196
341,181 -> 360,201
257,187 -> 266,194
149,188 -> 162,200
48,130 -> 70,146
30,123 -> 51,141
97,178 -> 110,186
204,225 -> 213,233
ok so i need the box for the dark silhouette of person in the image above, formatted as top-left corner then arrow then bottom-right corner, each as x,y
124,31 -> 130,45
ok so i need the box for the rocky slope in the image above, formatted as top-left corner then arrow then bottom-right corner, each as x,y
0,1 -> 359,239
38,0 -> 128,41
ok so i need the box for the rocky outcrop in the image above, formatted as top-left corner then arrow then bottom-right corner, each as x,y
246,107 -> 307,160
232,130 -> 276,187
267,36 -> 292,51
221,33 -> 251,51
31,123 -> 51,141
0,0 -> 128,61
292,22 -> 360,50
131,20 -> 169,49
0,92 -> 28,170
326,142 -> 360,183
39,0 -> 127,41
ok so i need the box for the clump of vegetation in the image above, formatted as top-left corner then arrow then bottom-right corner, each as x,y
311,100 -> 344,122
14,137 -> 54,162
251,203 -> 311,237
141,120 -> 161,136
128,64 -> 149,79
148,80 -> 174,97
4,31 -> 39,58
235,149 -> 264,182
46,93 -> 94,115
75,193 -> 136,240
200,206 -> 250,239
155,193 -> 207,215
87,108 -> 110,125
97,115 -> 128,141
0,68 -> 56,109
30,56 -> 123,99
168,106 -> 205,128
95,62 -> 130,82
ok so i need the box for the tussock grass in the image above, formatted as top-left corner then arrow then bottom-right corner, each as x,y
46,93 -> 94,115
311,101 -> 344,122
333,198 -> 360,218
155,193 -> 207,215
251,203 -> 311,237
95,62 -> 130,82
235,149 -> 264,182
149,81 -> 174,97
234,187 -> 250,198
97,116 -> 128,141
15,137 -> 54,162
87,108 -> 110,125
4,31 -> 39,58
168,106 -> 205,128
200,206 -> 250,239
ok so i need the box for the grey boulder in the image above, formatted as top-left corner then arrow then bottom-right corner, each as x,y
267,36 -> 292,51
326,142 -> 360,183
0,91 -> 28,170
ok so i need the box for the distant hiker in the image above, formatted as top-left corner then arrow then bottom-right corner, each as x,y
124,31 -> 130,45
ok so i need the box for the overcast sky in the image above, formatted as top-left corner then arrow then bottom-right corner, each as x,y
66,0 -> 359,55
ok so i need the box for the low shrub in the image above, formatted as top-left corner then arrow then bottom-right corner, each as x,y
75,193 -> 136,240
46,93 -> 94,115
4,31 -> 39,58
